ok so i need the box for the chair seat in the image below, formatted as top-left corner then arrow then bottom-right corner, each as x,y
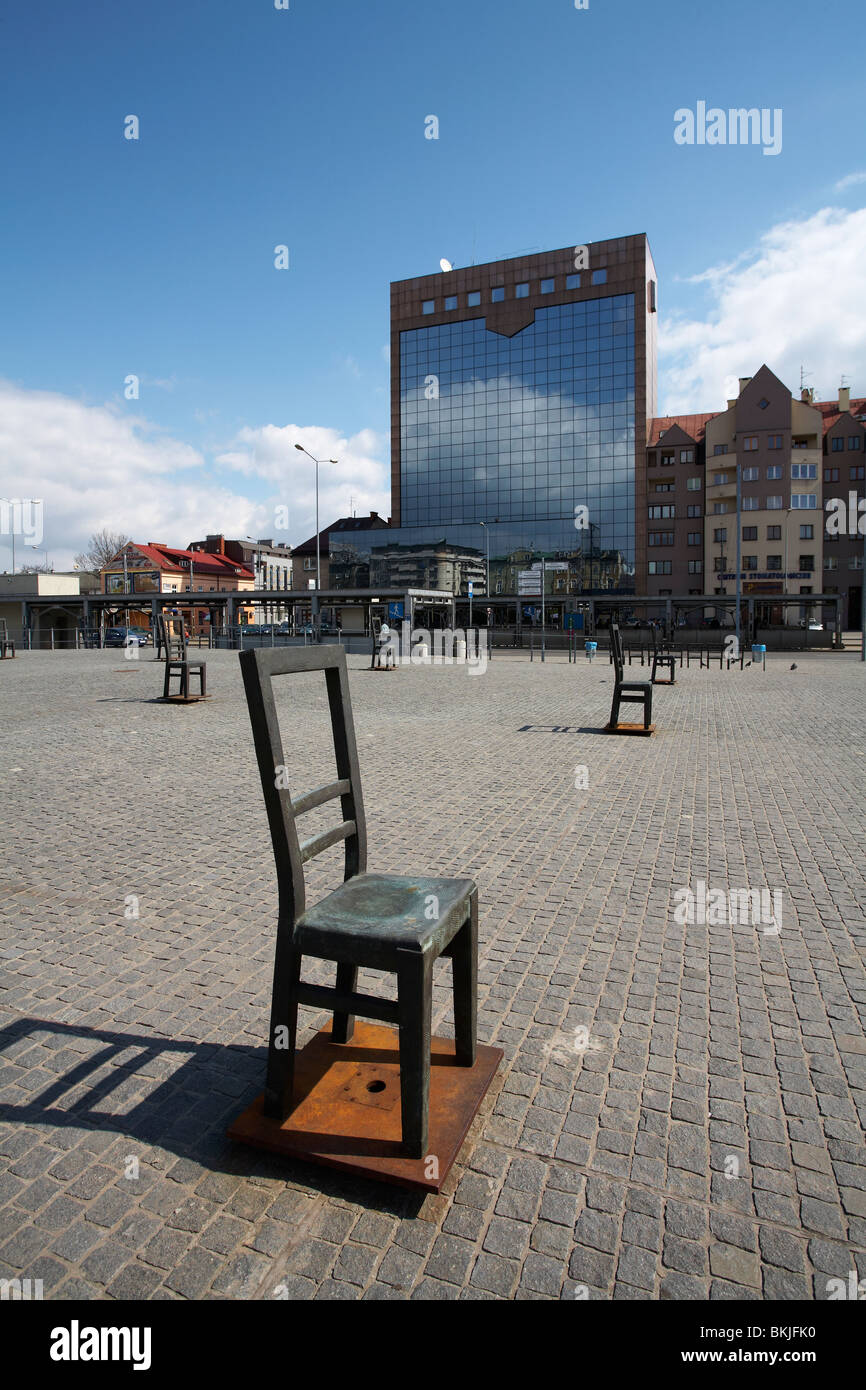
619,681 -> 651,693
295,871 -> 475,968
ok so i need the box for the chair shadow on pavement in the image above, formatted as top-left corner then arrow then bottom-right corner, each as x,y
0,1016 -> 427,1218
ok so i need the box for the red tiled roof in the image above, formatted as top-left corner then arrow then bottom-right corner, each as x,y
124,543 -> 254,580
648,413 -> 718,446
814,398 -> 866,434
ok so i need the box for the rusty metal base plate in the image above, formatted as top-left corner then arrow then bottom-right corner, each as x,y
604,721 -> 656,736
227,1021 -> 503,1193
161,694 -> 209,704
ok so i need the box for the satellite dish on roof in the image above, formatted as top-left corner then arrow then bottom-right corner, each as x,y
439,258 -> 453,272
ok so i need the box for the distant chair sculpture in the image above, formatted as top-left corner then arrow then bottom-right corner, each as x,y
0,618 -> 14,659
159,614 -> 206,701
650,623 -> 676,685
238,645 -> 478,1157
606,623 -> 654,734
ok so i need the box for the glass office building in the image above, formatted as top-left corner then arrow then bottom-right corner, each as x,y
332,236 -> 657,605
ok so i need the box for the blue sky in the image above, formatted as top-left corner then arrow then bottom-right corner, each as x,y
2,0 -> 865,566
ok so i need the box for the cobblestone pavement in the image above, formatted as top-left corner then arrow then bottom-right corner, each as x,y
1,647 -> 865,1301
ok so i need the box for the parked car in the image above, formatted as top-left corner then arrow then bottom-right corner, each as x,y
104,626 -> 151,647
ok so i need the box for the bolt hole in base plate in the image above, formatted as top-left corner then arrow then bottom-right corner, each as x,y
367,1080 -> 386,1093
227,1021 -> 504,1192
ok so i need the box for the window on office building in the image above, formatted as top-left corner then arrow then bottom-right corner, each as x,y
713,444 -> 729,455
687,531 -> 702,545
680,449 -> 694,462
831,437 -> 844,452
713,502 -> 728,514
743,436 -> 758,451
742,497 -> 759,510
445,296 -> 458,311
422,300 -> 435,314
515,283 -> 529,298
766,465 -> 782,479
742,467 -> 758,481
766,555 -> 782,570
791,494 -> 817,509
824,466 -> 839,482
767,496 -> 783,509
467,291 -> 481,306
792,437 -> 809,449
742,526 -> 757,541
687,504 -> 702,518
799,555 -> 815,571
713,527 -> 727,542
491,286 -> 505,302
792,463 -> 817,479
648,505 -> 675,519
824,556 -> 838,570
799,524 -> 813,539
565,273 -> 580,289
540,278 -> 555,294
591,268 -> 607,285
767,525 -> 781,540
688,559 -> 702,573
850,436 -> 862,450
648,532 -> 674,545
687,477 -> 701,490
743,555 -> 758,570
768,435 -> 783,449
851,465 -> 865,481
713,472 -> 728,485
648,560 -> 672,574
713,556 -> 727,571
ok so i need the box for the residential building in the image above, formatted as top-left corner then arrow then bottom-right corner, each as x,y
101,541 -> 255,634
644,371 -> 864,627
188,535 -> 292,625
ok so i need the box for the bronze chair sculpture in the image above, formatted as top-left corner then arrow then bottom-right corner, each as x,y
606,623 -> 654,734
159,614 -> 206,701
238,644 -> 478,1158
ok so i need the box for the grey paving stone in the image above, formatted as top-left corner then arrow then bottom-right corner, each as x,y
2,650 -> 865,1303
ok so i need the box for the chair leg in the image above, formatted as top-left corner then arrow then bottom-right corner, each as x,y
200,665 -> 207,697
451,895 -> 477,1067
610,688 -> 622,728
264,939 -> 301,1121
644,688 -> 653,729
332,963 -> 357,1043
163,663 -> 171,698
397,948 -> 432,1158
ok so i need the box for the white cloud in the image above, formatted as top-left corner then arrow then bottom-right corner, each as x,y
834,171 -> 866,192
660,206 -> 866,413
214,423 -> 391,539
0,382 -> 267,569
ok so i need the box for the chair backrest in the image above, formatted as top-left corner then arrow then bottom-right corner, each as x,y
609,623 -> 624,681
159,614 -> 187,661
650,624 -> 661,655
239,645 -> 367,928
0,617 -> 7,640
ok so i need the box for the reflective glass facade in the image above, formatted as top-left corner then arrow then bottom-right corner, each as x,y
399,295 -> 635,576
330,521 -> 634,598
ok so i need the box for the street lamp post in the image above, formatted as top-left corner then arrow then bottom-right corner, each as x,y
295,444 -> 337,638
479,521 -> 490,613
